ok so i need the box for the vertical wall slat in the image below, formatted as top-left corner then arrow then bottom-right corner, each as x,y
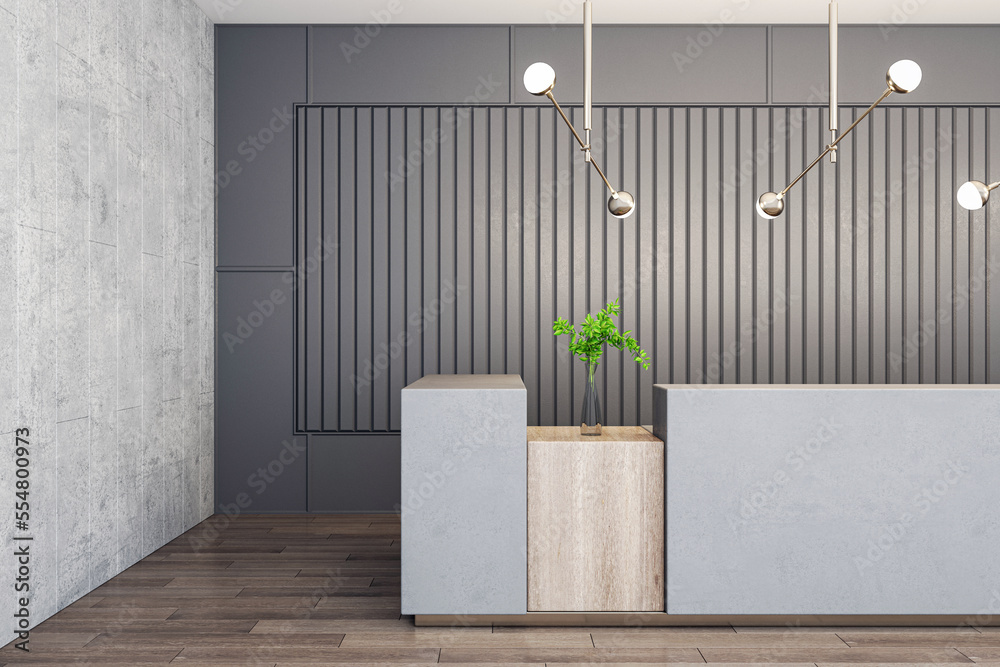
720,108 -> 739,385
654,108 -> 672,388
838,106 -> 855,384
537,107 -> 555,425
737,108 -> 754,383
937,108 -> 955,384
786,107 -> 805,384
989,108 -> 1000,384
854,107 -> 871,384
770,108 -> 788,384
604,107 -> 623,423
688,108 -> 705,388
819,107 -> 838,384
489,107 -> 507,376
637,108 -> 655,423
672,109 -> 689,384
621,107 -> 639,425
903,107 -> 922,384
472,107 -> 490,375
970,108 -> 988,383
419,109 -> 440,379
953,108 -> 972,383
322,108 -> 341,430
354,108 -> 374,428
755,109 -> 772,382
570,108 -> 589,420
886,107 -> 904,383
438,108 -> 458,376
521,108 -> 539,425
505,109 -> 523,377
553,110 -> 573,426
304,107 -> 323,431
388,107 -> 406,431
919,109 -> 938,384
295,106 -> 309,430
371,107 -> 390,431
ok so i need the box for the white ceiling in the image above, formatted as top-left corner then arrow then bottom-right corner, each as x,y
196,0 -> 1000,25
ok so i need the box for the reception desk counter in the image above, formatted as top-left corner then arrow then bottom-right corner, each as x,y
655,384 -> 1000,616
403,378 -> 1000,624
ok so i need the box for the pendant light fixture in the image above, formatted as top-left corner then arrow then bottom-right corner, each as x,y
756,1 -> 923,219
522,0 -> 635,219
957,179 -> 999,211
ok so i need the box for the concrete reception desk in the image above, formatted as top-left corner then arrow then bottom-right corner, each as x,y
400,375 -> 527,615
402,377 -> 1000,623
655,384 -> 1000,616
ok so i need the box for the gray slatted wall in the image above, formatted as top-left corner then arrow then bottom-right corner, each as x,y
296,105 -> 1000,433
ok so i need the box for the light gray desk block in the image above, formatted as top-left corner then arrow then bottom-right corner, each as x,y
401,374 -> 527,615
655,384 -> 1000,615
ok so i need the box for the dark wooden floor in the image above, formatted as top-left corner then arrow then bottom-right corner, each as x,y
0,514 -> 997,665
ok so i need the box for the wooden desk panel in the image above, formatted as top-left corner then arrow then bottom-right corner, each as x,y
527,426 -> 664,612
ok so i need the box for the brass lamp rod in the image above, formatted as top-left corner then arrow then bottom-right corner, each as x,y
779,87 -> 893,198
544,90 -> 619,197
829,0 -> 838,163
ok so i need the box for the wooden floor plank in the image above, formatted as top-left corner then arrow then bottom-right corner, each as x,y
591,631 -> 848,648
172,647 -> 439,662
698,647 -> 974,662
736,625 -> 980,633
164,576 -> 373,588
33,620 -> 257,634
251,619 -> 457,634
340,630 -> 594,648
84,632 -> 345,648
840,631 -> 1000,647
956,646 -> 1000,661
439,648 -> 705,662
0,647 -> 181,663
167,607 -> 403,621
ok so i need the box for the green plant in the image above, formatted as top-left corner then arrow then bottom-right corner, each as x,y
553,298 -> 651,370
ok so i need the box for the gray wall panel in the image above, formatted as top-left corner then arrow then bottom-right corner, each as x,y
311,26 -> 510,104
308,435 -> 401,512
295,105 -> 999,434
217,272 -> 306,510
773,26 -> 1000,106
218,24 -> 1000,512
217,26 -> 306,267
513,26 -> 768,105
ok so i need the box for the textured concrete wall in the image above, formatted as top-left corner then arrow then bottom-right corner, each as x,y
0,0 -> 214,640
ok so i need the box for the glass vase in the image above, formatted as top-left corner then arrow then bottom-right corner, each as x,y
580,359 -> 603,436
